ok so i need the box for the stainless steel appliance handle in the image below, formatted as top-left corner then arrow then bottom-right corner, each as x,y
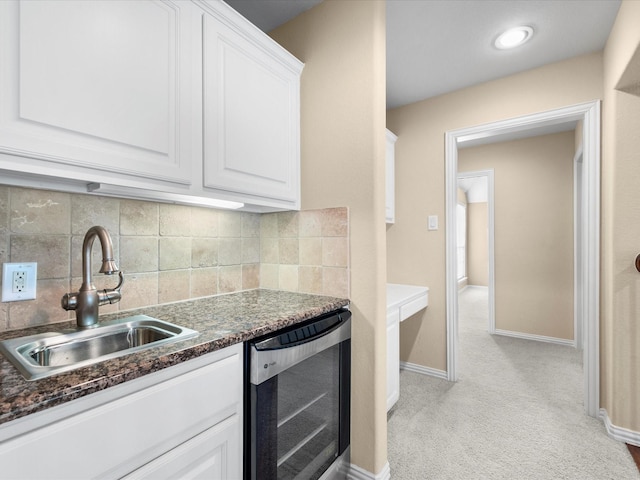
250,316 -> 350,385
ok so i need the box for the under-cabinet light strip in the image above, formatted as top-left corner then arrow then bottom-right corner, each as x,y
87,183 -> 244,210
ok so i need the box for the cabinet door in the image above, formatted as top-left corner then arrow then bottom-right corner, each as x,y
123,414 -> 241,480
387,309 -> 400,411
0,0 -> 192,186
202,6 -> 302,207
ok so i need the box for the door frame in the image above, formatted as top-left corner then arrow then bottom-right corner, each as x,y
457,170 -> 495,333
444,100 -> 601,417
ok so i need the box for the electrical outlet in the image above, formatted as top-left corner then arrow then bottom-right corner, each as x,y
2,263 -> 37,302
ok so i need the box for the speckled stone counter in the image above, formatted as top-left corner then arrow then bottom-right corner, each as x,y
0,289 -> 349,427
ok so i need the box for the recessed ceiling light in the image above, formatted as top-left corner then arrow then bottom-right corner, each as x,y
494,26 -> 533,50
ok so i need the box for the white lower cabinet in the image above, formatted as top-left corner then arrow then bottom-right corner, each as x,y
0,344 -> 243,479
123,414 -> 241,480
386,308 -> 400,411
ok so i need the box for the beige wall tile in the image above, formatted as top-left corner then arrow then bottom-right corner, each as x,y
299,237 -> 322,266
242,213 -> 260,237
219,265 -> 242,293
159,204 -> 191,236
120,200 -> 158,235
0,186 -> 8,236
71,195 -> 119,235
0,302 -> 7,330
219,238 -> 242,265
118,272 -> 158,311
0,185 -> 351,331
322,237 -> 348,267
321,207 -> 348,237
0,234 -> 7,271
219,211 -> 241,237
192,238 -> 218,267
323,267 -> 349,298
260,213 -> 278,238
8,278 -> 70,329
278,211 -> 298,237
120,237 -> 158,273
10,234 -> 70,279
279,238 -> 299,265
191,267 -> 218,298
242,237 -> 260,264
191,207 -> 218,237
260,264 -> 278,289
261,237 -> 279,264
299,266 -> 323,294
10,188 -> 70,235
299,210 -> 322,237
242,264 -> 260,289
158,270 -> 191,304
279,265 -> 298,292
159,237 -> 191,271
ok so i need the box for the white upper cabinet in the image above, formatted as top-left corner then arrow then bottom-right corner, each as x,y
0,0 -> 303,211
0,0 -> 193,187
386,129 -> 398,224
200,1 -> 303,209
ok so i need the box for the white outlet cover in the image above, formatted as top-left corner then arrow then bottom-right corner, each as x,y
2,262 -> 37,302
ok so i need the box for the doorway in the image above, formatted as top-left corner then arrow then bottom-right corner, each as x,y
457,170 -> 495,333
444,101 -> 600,417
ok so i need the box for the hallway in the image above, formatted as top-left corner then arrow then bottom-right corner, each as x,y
387,286 -> 638,479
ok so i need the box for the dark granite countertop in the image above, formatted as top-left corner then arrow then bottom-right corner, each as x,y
0,289 -> 349,427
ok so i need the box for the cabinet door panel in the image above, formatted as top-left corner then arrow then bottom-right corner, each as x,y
387,309 -> 400,411
123,414 -> 241,480
0,0 -> 191,185
202,13 -> 300,204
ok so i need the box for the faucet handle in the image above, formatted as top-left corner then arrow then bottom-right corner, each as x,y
98,271 -> 124,306
61,292 -> 78,311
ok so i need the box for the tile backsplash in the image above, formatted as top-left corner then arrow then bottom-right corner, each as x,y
0,186 -> 349,332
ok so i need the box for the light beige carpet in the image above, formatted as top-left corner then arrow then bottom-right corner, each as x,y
387,286 -> 639,479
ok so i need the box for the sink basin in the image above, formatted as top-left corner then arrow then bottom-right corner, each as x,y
0,315 -> 198,381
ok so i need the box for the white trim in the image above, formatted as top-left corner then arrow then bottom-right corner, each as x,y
400,361 -> 448,380
493,329 -> 576,347
445,100 -> 601,417
457,169 -> 495,334
599,408 -> 640,447
347,461 -> 391,480
573,146 -> 584,351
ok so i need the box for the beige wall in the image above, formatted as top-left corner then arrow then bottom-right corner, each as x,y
459,132 -> 575,339
270,0 -> 388,475
468,202 -> 488,287
0,185 -> 348,332
602,0 -> 640,432
387,52 -> 602,371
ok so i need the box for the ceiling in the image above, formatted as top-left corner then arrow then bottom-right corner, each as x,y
224,0 -> 621,109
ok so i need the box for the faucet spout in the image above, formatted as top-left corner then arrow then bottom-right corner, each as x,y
62,226 -> 124,328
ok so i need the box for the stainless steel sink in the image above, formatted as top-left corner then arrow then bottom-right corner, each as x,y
0,315 -> 198,381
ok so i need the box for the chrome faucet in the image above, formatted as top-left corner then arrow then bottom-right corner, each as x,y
62,226 -> 124,328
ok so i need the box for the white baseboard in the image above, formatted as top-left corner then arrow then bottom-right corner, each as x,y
347,461 -> 390,480
400,361 -> 448,380
600,408 -> 640,447
493,329 -> 576,347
